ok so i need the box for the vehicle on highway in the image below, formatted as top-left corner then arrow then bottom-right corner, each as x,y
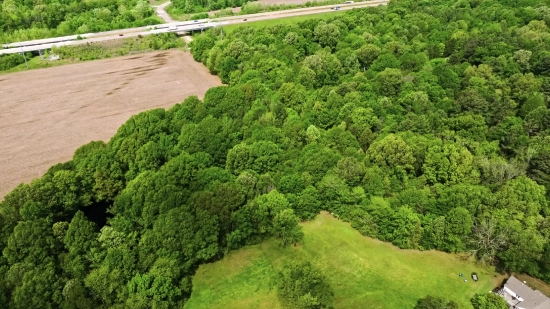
119,34 -> 124,36
332,6 -> 340,10
344,1 -> 354,3
194,20 -> 198,22
243,18 -> 247,21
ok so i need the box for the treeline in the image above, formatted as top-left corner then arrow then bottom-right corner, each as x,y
2,0 -> 550,307
0,0 -> 161,44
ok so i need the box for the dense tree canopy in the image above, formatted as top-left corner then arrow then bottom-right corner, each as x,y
3,0 -> 550,307
0,0 -> 161,43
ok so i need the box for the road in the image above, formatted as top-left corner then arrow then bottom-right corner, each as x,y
0,0 -> 388,54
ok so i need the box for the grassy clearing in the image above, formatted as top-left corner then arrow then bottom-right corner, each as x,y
221,11 -> 345,33
185,212 -> 503,309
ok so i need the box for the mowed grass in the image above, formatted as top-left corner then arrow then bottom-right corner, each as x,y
185,212 -> 502,309
222,11 -> 346,34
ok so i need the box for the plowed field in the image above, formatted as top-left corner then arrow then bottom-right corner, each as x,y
0,50 -> 221,199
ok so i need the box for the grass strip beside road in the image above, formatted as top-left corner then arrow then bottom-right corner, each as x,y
221,10 -> 345,33
185,212 -> 503,309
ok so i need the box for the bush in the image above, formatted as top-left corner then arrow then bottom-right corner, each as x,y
277,262 -> 334,309
415,296 -> 459,309
0,53 -> 30,71
190,12 -> 209,19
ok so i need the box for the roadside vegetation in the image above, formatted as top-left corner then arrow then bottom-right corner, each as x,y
186,213 -> 500,309
0,33 -> 185,73
2,0 -> 550,308
0,0 -> 163,44
218,10 -> 345,33
168,0 -> 351,21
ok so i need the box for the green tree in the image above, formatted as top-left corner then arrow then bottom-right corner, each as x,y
375,68 -> 404,96
415,295 -> 459,309
277,262 -> 334,309
470,293 -> 508,309
272,209 -> 304,246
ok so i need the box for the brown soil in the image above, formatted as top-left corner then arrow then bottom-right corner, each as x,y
0,50 -> 221,200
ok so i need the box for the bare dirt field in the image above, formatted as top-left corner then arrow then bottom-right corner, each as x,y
0,50 -> 221,200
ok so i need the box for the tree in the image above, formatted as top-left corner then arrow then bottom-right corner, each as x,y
415,296 -> 459,309
375,68 -> 404,96
366,134 -> 415,174
468,219 -> 509,264
277,262 -> 334,309
63,211 -> 98,279
444,207 -> 473,252
423,143 -> 479,185
272,209 -> 304,246
355,44 -> 381,68
470,293 -> 508,309
313,22 -> 340,48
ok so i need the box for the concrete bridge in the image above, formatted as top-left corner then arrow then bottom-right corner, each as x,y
0,21 -> 219,55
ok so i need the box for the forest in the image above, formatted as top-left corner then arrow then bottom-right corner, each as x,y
0,0 -> 161,44
2,0 -> 550,307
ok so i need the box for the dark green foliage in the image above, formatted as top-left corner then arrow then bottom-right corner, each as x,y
415,295 -> 459,309
277,262 -> 334,309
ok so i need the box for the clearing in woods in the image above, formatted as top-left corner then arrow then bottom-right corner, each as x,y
185,212 -> 503,309
0,50 -> 221,200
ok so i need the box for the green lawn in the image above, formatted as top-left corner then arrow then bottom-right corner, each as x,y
185,212 -> 502,309
221,11 -> 346,34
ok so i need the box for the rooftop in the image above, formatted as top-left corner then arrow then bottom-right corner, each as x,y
502,276 -> 550,309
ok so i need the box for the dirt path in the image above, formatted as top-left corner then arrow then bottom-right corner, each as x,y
155,1 -> 175,23
0,50 -> 221,200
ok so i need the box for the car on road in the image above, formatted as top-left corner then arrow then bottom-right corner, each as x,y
344,1 -> 354,3
243,18 -> 248,21
332,6 -> 340,10
194,20 -> 198,22
119,34 -> 124,36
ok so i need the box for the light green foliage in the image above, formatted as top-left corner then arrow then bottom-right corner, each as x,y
423,143 -> 479,185
277,261 -> 333,309
0,0 -> 160,44
470,293 -> 508,309
366,134 -> 415,173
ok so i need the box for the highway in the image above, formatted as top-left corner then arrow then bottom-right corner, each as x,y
0,0 -> 388,55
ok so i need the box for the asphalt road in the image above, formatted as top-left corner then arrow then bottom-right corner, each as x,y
0,0 -> 388,54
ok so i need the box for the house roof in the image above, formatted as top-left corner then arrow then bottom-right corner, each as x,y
504,276 -> 550,309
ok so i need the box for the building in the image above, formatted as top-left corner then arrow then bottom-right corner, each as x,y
497,276 -> 550,309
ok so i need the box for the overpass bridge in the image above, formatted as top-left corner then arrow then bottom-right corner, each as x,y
0,21 -> 219,55
0,0 -> 390,56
